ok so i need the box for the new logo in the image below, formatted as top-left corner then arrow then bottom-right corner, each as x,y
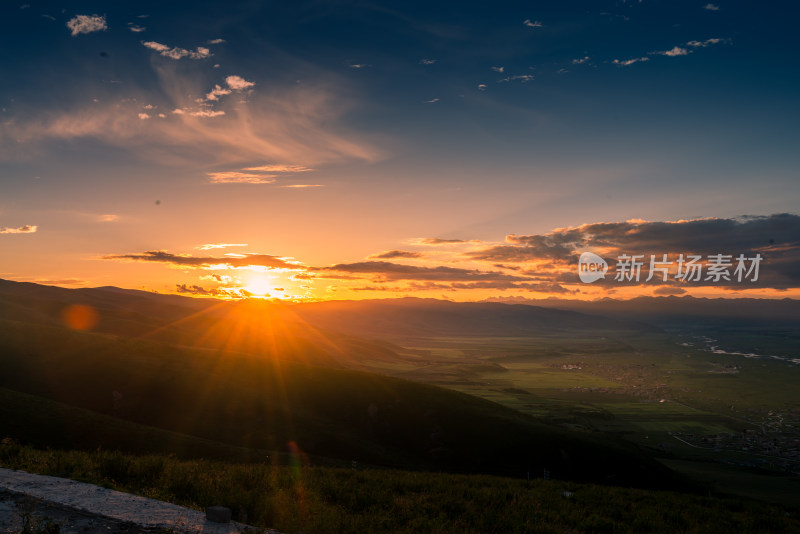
578,252 -> 608,283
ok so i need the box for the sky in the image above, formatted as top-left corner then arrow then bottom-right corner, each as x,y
1,0 -> 799,301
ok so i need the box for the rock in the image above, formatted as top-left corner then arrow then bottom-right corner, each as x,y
206,506 -> 232,523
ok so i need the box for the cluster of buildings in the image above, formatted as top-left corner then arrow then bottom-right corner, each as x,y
670,428 -> 800,473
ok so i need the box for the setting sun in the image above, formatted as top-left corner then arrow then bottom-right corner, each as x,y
244,275 -> 273,296
244,275 -> 285,299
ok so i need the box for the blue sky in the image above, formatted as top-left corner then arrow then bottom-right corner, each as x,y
1,1 -> 798,299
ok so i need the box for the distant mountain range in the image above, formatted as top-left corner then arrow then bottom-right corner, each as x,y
484,295 -> 800,328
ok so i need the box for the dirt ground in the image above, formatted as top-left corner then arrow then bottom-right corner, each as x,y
0,491 -> 155,533
0,468 -> 276,534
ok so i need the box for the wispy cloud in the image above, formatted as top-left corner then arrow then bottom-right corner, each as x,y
419,58 -> 436,65
651,46 -> 689,57
104,250 -> 300,270
477,84 -> 487,91
371,250 -> 423,259
198,243 -> 247,250
317,261 -> 529,282
142,41 -> 212,60
653,286 -> 687,296
410,237 -> 480,246
523,19 -> 543,28
3,64 -> 381,168
66,14 -> 107,36
212,162 -> 316,186
647,38 -> 729,59
208,38 -> 226,44
425,98 -> 440,103
687,37 -> 730,48
138,113 -> 150,120
612,56 -> 649,66
128,23 -> 146,33
97,214 -> 119,222
0,225 -> 37,234
172,108 -> 225,118
353,280 -> 573,294
243,164 -> 313,173
348,63 -> 371,69
491,66 -> 504,73
703,3 -> 720,11
572,56 -> 590,65
281,184 -> 323,188
499,74 -> 534,83
176,284 -> 215,295
208,172 -> 276,184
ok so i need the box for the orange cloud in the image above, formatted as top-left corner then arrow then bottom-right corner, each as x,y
103,250 -> 302,270
208,172 -> 276,184
243,164 -> 313,172
0,225 -> 38,234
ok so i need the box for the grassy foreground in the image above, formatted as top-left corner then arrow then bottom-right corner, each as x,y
1,442 -> 797,534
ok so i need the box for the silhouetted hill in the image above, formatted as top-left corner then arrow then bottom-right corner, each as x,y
0,279 -> 683,489
0,319 -> 681,488
0,278 -> 213,337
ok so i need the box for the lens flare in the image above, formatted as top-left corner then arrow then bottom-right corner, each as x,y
61,304 -> 99,331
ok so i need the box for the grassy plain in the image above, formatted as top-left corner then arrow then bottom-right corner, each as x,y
1,442 -> 797,534
365,329 -> 800,507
